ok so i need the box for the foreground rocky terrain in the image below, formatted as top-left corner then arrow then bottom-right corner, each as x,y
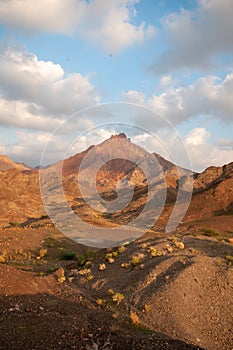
0,134 -> 233,349
0,225 -> 232,350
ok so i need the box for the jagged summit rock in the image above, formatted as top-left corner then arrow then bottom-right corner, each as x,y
110,132 -> 128,140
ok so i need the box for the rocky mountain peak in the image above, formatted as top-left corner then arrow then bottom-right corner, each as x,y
110,133 -> 129,140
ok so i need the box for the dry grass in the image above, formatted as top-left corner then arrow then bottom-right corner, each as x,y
130,311 -> 140,324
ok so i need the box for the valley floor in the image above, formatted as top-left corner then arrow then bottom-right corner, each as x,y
0,217 -> 232,350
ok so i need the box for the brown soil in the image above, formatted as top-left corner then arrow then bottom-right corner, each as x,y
0,221 -> 232,350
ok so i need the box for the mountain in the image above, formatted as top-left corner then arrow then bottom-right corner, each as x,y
0,168 -> 43,225
185,161 -> 233,220
0,136 -> 232,350
58,133 -> 181,179
0,155 -> 31,172
50,133 -> 191,191
0,135 -> 232,237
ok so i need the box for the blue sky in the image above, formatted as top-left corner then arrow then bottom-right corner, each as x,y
0,0 -> 233,171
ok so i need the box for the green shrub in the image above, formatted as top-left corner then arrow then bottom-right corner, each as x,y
201,228 -> 221,237
61,251 -> 76,260
78,251 -> 95,267
44,237 -> 59,248
130,322 -> 154,334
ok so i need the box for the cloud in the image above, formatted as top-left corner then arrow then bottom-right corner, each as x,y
0,45 -> 99,114
132,127 -> 233,172
0,0 -> 155,54
216,138 -> 233,150
159,75 -> 175,87
0,127 -> 118,167
0,45 -> 99,131
80,0 -> 155,54
148,74 -> 233,124
123,73 -> 233,127
0,131 -> 62,166
122,90 -> 145,105
69,127 -> 118,155
0,98 -> 61,131
149,0 -> 233,74
185,127 -> 210,147
0,0 -> 79,34
183,127 -> 233,171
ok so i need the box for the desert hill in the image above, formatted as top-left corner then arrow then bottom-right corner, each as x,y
0,168 -> 43,225
0,154 -> 31,172
185,162 -> 233,221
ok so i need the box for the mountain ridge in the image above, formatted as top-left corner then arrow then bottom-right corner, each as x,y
0,134 -> 232,230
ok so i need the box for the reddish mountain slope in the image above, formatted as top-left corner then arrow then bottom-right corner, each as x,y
185,162 -> 233,220
0,169 -> 43,225
0,136 -> 232,230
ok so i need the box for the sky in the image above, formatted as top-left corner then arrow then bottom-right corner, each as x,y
0,0 -> 233,172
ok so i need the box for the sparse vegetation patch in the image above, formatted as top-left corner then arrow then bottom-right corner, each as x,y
201,228 -> 221,237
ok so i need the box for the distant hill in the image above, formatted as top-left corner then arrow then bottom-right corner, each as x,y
185,162 -> 233,220
0,155 -> 31,172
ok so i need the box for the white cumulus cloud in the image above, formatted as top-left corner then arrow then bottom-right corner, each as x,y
122,90 -> 145,105
123,73 -> 233,127
0,45 -> 99,131
0,0 -> 155,54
